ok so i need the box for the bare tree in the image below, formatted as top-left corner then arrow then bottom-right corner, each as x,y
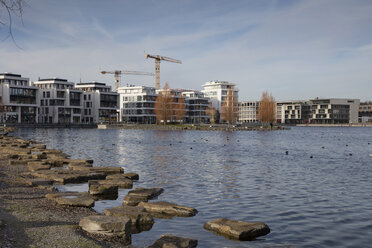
258,91 -> 276,125
206,103 -> 218,124
154,83 -> 174,125
220,85 -> 238,125
1,0 -> 25,45
174,95 -> 186,124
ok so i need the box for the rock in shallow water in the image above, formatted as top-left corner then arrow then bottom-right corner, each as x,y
203,218 -> 270,241
46,192 -> 95,207
79,215 -> 131,245
148,234 -> 198,248
104,205 -> 154,233
128,187 -> 164,200
138,201 -> 197,217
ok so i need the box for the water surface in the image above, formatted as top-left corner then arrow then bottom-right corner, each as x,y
14,127 -> 372,247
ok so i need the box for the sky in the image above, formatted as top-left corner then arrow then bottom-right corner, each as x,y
1,0 -> 372,101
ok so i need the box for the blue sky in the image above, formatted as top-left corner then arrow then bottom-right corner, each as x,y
1,0 -> 372,101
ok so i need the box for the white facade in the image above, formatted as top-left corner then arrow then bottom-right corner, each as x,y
238,101 -> 259,123
0,73 -> 39,123
181,91 -> 210,124
34,78 -> 83,124
75,82 -> 119,123
118,85 -> 157,124
201,81 -> 239,111
276,101 -> 311,124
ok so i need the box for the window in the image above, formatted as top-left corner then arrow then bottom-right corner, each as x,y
46,91 -> 50,98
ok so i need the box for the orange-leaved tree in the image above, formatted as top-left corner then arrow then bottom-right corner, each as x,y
174,95 -> 186,123
220,85 -> 238,125
154,83 -> 174,125
258,91 -> 276,124
206,103 -> 218,124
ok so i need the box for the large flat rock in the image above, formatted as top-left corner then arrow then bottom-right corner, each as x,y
72,166 -> 123,175
31,170 -> 106,184
123,194 -> 149,206
89,180 -> 118,196
104,206 -> 154,233
46,192 -> 95,207
79,215 -> 131,244
148,234 -> 198,248
127,188 -> 164,200
138,201 -> 197,218
27,161 -> 51,171
106,172 -> 139,181
203,218 -> 270,241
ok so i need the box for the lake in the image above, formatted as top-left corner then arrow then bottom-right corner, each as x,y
13,127 -> 372,247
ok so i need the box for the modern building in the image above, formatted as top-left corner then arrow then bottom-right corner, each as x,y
238,101 -> 259,124
181,91 -> 209,124
308,98 -> 360,124
75,82 -> 119,123
201,81 -> 239,112
0,73 -> 39,123
34,78 -> 83,124
276,100 -> 311,124
118,85 -> 157,124
358,102 -> 372,123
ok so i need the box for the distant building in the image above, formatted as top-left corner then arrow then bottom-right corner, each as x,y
181,91 -> 209,124
0,73 -> 39,123
238,101 -> 259,123
118,85 -> 157,124
308,98 -> 360,124
75,82 -> 119,123
34,78 -> 83,124
358,102 -> 372,123
276,100 -> 311,124
201,81 -> 239,111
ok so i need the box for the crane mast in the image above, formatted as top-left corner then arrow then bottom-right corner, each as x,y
144,54 -> 182,90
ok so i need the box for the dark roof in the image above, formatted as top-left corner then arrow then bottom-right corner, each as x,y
38,78 -> 68,82
0,73 -> 22,77
77,82 -> 106,86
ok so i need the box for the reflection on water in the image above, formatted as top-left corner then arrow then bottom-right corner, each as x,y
14,127 -> 372,248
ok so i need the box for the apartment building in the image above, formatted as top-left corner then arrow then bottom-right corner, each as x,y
201,81 -> 239,111
181,91 -> 209,124
308,98 -> 360,124
75,82 -> 119,123
276,101 -> 311,124
34,78 -> 83,124
118,85 -> 157,124
358,102 -> 372,123
0,73 -> 39,123
238,101 -> 259,123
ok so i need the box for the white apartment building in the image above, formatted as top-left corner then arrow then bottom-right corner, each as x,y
34,78 -> 83,124
359,102 -> 372,123
75,82 -> 119,123
201,81 -> 239,111
118,85 -> 157,124
276,101 -> 311,124
238,101 -> 259,123
0,73 -> 39,123
181,91 -> 209,124
309,98 -> 360,124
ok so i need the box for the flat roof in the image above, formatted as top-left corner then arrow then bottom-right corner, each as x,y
0,73 -> 22,77
76,82 -> 107,86
37,78 -> 68,82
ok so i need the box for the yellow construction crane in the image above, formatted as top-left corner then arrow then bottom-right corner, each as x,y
100,70 -> 154,92
144,54 -> 182,90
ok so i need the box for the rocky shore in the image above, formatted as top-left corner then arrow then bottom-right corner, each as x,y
0,129 -> 270,247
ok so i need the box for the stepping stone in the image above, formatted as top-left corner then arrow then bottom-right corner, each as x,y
123,195 -> 148,206
89,180 -> 118,196
73,166 -> 123,175
25,178 -> 53,187
203,218 -> 270,241
128,188 -> 164,200
27,162 -> 51,171
107,178 -> 133,189
107,172 -> 139,181
46,192 -> 95,207
104,206 -> 154,233
79,215 -> 131,244
138,201 -> 197,217
31,170 -> 106,184
148,234 -> 198,248
31,144 -> 46,149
